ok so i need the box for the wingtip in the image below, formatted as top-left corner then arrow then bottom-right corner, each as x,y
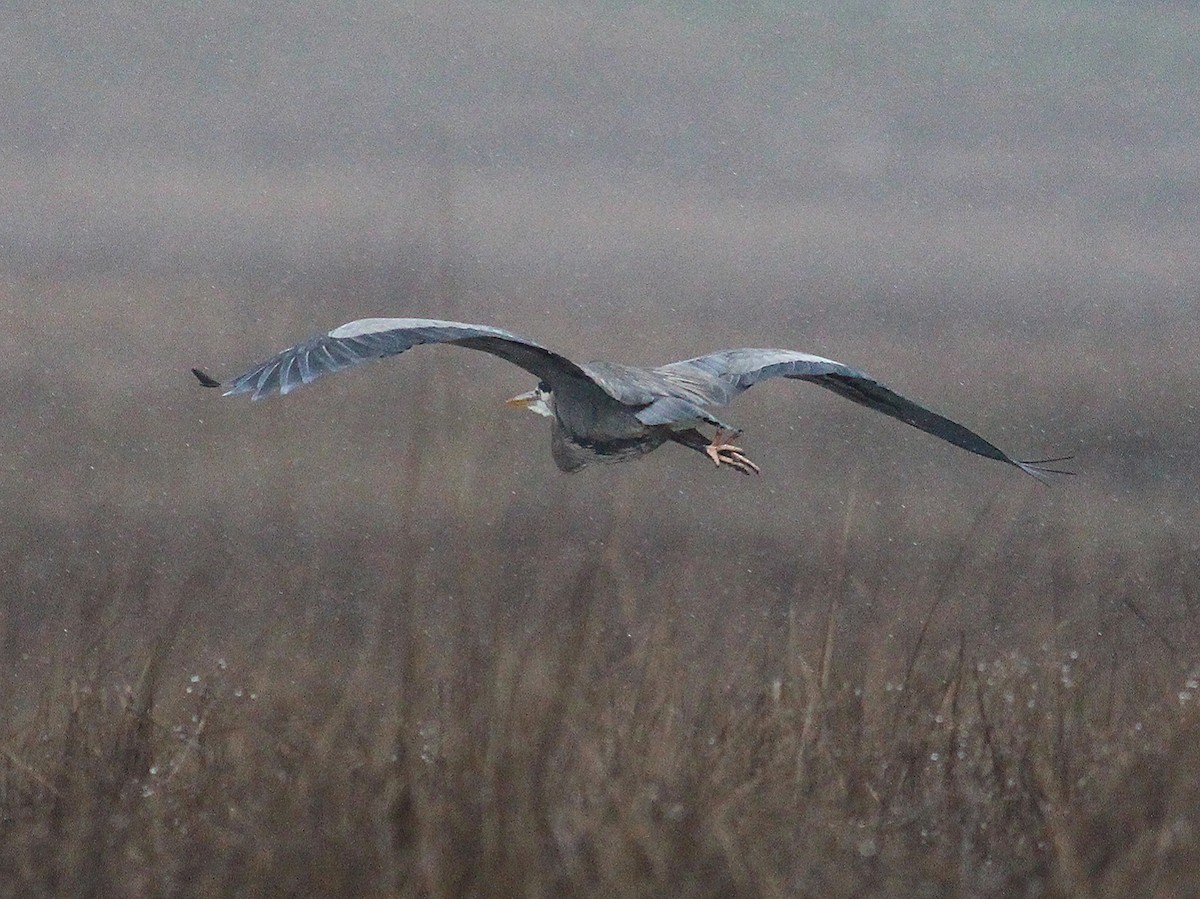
192,368 -> 222,389
1015,454 -> 1076,486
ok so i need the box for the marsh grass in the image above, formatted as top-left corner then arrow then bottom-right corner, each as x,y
0,510 -> 1196,899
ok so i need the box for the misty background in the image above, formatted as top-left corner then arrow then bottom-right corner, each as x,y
7,5 -> 1200,893
2,1 -> 1198,671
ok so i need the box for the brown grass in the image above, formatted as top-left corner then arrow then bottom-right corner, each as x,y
0,481 -> 1197,898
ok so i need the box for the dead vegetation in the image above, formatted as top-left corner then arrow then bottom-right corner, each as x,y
0,501 -> 1196,898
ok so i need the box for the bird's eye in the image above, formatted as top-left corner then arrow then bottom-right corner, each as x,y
538,380 -> 550,393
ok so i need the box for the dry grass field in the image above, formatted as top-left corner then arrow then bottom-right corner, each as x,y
3,499 -> 1200,898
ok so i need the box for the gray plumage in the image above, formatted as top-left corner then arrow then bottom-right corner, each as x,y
193,317 -> 1071,482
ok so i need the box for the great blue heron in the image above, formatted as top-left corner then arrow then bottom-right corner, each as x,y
192,317 -> 1071,481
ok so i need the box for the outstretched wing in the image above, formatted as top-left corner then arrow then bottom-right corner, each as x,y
657,349 -> 1072,483
194,317 -> 591,400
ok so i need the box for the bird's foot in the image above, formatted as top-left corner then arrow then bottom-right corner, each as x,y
704,429 -> 761,476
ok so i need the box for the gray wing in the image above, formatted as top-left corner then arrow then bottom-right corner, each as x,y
657,349 -> 1071,482
202,317 -> 591,400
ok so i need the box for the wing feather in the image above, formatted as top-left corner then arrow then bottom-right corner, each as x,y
212,317 -> 592,401
658,349 -> 1071,482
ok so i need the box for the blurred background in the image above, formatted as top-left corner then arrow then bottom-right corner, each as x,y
3,0 -> 1198,668
3,3 -> 1200,892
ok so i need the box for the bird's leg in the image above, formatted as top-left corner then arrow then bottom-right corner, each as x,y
667,428 -> 761,475
704,428 -> 761,476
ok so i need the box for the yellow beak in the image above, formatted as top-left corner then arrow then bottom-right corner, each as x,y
505,390 -> 537,408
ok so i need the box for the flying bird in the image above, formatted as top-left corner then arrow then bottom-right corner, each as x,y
192,317 -> 1071,481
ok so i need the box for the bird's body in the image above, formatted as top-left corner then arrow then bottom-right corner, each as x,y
193,317 -> 1070,482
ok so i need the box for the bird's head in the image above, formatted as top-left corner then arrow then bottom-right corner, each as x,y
505,381 -> 554,418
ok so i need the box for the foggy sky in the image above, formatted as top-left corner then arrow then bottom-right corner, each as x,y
5,1 -> 1197,296
4,0 -> 1199,538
